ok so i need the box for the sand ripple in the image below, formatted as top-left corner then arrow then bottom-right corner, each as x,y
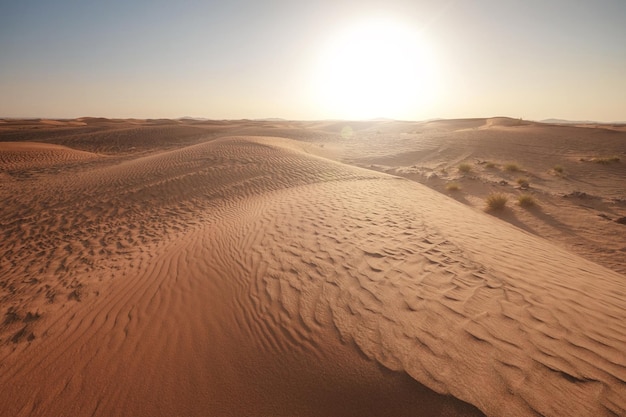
1,136 -> 624,416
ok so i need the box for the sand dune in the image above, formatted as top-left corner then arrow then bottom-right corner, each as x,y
0,142 -> 99,171
1,119 -> 625,416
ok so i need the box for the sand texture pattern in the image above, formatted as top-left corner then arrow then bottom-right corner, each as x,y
1,118 -> 625,416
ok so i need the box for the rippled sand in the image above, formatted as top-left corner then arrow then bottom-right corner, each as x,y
1,118 -> 625,416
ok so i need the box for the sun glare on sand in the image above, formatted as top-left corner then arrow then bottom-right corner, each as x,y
314,18 -> 438,120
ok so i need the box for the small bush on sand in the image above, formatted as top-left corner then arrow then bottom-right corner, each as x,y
553,165 -> 564,173
485,193 -> 508,211
518,194 -> 536,208
458,163 -> 472,173
516,177 -> 529,188
446,182 -> 461,192
504,163 -> 521,172
593,156 -> 620,164
485,162 -> 496,169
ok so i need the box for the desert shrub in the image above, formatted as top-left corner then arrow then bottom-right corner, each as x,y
458,163 -> 472,173
516,177 -> 529,188
553,165 -> 564,173
504,163 -> 521,172
446,182 -> 461,191
517,194 -> 536,208
485,193 -> 508,211
485,162 -> 496,169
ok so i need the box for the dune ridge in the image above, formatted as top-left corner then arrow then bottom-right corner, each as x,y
214,137 -> 626,416
1,136 -> 485,416
1,122 -> 625,416
0,142 -> 99,172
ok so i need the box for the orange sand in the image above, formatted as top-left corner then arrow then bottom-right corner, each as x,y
1,118 -> 625,416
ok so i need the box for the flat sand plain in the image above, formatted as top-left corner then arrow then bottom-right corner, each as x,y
1,117 -> 625,416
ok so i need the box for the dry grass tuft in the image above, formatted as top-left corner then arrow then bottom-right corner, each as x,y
553,165 -> 564,173
485,193 -> 508,211
485,161 -> 496,169
518,194 -> 536,208
516,177 -> 530,188
504,162 -> 522,172
445,182 -> 461,192
458,163 -> 472,173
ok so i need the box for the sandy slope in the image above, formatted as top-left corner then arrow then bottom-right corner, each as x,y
1,119 -> 626,416
315,118 -> 626,274
0,141 -> 99,172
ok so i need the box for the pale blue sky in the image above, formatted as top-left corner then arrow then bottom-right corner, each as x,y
1,0 -> 625,121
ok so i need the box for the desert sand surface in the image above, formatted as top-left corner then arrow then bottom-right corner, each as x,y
1,117 -> 625,416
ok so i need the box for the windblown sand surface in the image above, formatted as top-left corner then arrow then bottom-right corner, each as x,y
1,118 -> 625,416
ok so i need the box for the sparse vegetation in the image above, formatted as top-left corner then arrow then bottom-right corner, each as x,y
553,165 -> 564,173
516,177 -> 529,188
517,194 -> 536,208
593,156 -> 620,164
458,163 -> 472,174
485,193 -> 508,211
445,182 -> 461,192
504,163 -> 521,172
485,162 -> 496,169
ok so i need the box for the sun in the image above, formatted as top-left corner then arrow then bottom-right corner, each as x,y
313,18 -> 438,120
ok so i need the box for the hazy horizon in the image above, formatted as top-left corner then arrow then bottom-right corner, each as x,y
1,0 -> 625,122
3,115 -> 626,125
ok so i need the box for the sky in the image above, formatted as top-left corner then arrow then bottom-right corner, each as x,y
1,0 -> 625,121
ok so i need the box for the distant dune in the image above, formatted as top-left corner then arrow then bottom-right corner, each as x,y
1,118 -> 625,416
540,118 -> 626,126
0,141 -> 99,171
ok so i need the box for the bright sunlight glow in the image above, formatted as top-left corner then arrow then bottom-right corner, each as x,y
313,17 -> 438,120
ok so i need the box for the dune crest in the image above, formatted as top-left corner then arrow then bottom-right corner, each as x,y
0,141 -> 99,171
1,119 -> 625,416
212,137 -> 626,416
